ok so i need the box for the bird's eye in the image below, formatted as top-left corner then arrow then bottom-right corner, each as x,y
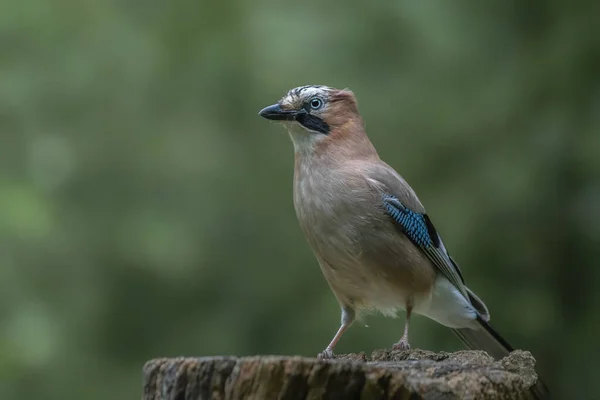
309,97 -> 323,110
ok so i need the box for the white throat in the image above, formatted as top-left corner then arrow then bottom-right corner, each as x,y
285,123 -> 325,156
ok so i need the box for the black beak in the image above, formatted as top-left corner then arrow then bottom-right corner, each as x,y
258,104 -> 299,121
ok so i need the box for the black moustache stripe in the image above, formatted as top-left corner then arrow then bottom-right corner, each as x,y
296,114 -> 330,134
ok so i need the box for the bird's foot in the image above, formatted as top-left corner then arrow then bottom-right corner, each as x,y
317,348 -> 335,360
392,339 -> 410,351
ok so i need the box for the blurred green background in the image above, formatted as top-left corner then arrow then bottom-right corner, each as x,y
1,1 -> 598,399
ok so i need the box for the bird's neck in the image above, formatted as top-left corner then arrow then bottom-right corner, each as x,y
292,117 -> 379,170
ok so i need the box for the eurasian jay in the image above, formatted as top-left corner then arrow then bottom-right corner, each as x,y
258,85 -> 548,397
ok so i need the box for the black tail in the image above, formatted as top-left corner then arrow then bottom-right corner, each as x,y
452,316 -> 551,399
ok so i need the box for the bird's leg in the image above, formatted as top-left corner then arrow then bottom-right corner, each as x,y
393,301 -> 413,350
318,306 -> 355,360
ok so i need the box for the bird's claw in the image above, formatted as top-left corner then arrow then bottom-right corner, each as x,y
392,339 -> 410,351
317,348 -> 335,360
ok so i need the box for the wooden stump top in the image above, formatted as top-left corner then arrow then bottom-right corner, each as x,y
143,349 -> 543,400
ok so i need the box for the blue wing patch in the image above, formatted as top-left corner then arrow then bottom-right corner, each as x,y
382,194 -> 433,248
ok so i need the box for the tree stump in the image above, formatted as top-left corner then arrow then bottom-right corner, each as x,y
142,349 -> 544,400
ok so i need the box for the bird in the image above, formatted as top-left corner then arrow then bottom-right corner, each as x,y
258,85 -> 549,398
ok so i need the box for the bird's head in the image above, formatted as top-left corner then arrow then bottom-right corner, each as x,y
258,85 -> 365,154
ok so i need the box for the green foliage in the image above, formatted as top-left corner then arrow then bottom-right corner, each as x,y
1,1 -> 598,399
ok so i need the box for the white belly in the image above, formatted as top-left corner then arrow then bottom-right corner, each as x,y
414,276 -> 478,329
356,274 -> 478,330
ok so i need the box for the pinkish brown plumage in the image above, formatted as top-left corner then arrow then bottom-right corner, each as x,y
258,86 -> 548,400
259,85 -> 490,356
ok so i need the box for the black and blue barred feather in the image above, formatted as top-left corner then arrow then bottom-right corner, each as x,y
382,193 -> 468,297
382,195 -> 433,247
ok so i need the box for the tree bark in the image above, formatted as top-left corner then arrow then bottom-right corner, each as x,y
142,349 -> 542,400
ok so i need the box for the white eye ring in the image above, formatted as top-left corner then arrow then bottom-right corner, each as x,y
309,97 -> 323,110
